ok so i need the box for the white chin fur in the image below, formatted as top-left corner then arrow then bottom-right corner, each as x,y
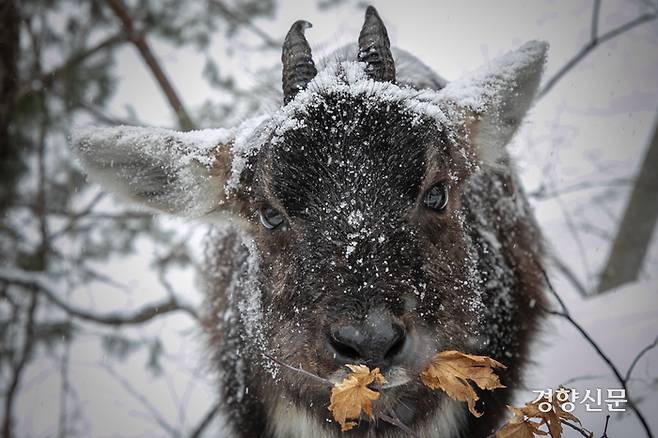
268,395 -> 466,438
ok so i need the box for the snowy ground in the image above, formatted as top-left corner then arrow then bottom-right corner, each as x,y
12,0 -> 658,436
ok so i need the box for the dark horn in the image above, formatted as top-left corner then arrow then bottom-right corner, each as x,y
282,20 -> 317,104
358,6 -> 395,82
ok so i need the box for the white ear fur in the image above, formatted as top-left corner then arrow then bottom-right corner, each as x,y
438,41 -> 548,166
71,125 -> 234,217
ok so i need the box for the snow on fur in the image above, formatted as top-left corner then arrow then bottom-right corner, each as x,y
439,41 -> 547,112
72,125 -> 233,217
226,40 -> 548,190
72,40 -> 547,210
440,41 -> 548,166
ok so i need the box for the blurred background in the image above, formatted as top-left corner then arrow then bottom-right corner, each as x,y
1,0 -> 657,436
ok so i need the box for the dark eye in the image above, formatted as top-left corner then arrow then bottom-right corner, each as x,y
423,182 -> 449,212
259,204 -> 285,229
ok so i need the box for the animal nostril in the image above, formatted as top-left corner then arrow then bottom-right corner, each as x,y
328,326 -> 366,361
327,321 -> 407,367
384,331 -> 406,360
328,335 -> 361,360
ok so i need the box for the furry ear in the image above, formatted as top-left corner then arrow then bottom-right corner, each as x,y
71,126 -> 234,217
438,41 -> 548,166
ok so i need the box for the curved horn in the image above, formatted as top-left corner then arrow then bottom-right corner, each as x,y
282,20 -> 317,104
358,6 -> 395,82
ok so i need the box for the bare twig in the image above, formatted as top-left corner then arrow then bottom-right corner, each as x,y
528,177 -> 632,201
590,0 -> 602,40
538,264 -> 654,438
549,252 -> 590,297
0,267 -> 198,325
2,291 -> 39,438
57,336 -> 72,438
262,353 -> 333,387
50,192 -> 105,239
189,400 -> 221,438
102,364 -> 180,437
625,335 -> 658,382
104,0 -> 195,130
18,32 -> 127,99
207,0 -> 279,48
75,97 -> 144,126
538,3 -> 657,99
555,193 -> 592,291
561,418 -> 594,438
601,415 -> 611,438
379,412 -> 421,438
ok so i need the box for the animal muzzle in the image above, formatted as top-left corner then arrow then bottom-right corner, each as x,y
325,310 -> 411,371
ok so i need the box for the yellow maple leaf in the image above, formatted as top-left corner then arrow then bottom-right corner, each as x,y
328,364 -> 387,431
496,406 -> 548,438
496,420 -> 548,438
496,389 -> 588,438
520,389 -> 582,438
419,350 -> 507,417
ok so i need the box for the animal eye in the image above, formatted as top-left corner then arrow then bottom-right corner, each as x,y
259,204 -> 285,229
423,182 -> 449,212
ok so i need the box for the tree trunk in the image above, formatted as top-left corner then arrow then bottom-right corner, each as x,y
597,115 -> 658,293
0,0 -> 21,213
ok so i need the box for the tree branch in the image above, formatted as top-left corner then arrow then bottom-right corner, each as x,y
549,245 -> 590,297
538,264 -> 654,438
528,177 -> 632,201
601,415 -> 611,438
0,267 -> 198,326
2,291 -> 38,438
18,32 -> 127,100
538,4 -> 657,99
379,412 -> 421,438
104,0 -> 195,130
79,100 -> 142,125
50,192 -> 106,240
102,364 -> 180,437
625,335 -> 658,382
561,418 -> 594,438
207,0 -> 279,48
189,400 -> 221,438
262,353 -> 333,387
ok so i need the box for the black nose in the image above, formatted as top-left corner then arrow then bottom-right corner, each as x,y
327,315 -> 407,369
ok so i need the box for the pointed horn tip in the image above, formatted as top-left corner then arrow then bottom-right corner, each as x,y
290,20 -> 313,33
364,5 -> 381,19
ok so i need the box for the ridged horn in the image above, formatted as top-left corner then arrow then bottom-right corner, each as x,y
282,20 -> 317,104
358,6 -> 395,82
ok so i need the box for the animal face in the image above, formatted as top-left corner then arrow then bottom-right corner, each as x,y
246,93 -> 494,429
72,5 -> 548,436
251,92 -> 481,360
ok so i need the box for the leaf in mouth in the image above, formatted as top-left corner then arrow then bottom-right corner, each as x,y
419,350 -> 507,417
329,364 -> 387,431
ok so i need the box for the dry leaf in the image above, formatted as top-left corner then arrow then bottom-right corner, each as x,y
329,364 -> 387,431
496,389 -> 588,438
496,420 -> 548,438
420,350 -> 506,417
496,406 -> 547,438
520,389 -> 581,438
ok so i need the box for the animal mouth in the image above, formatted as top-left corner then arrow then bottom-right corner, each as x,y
380,368 -> 413,389
327,366 -> 413,389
